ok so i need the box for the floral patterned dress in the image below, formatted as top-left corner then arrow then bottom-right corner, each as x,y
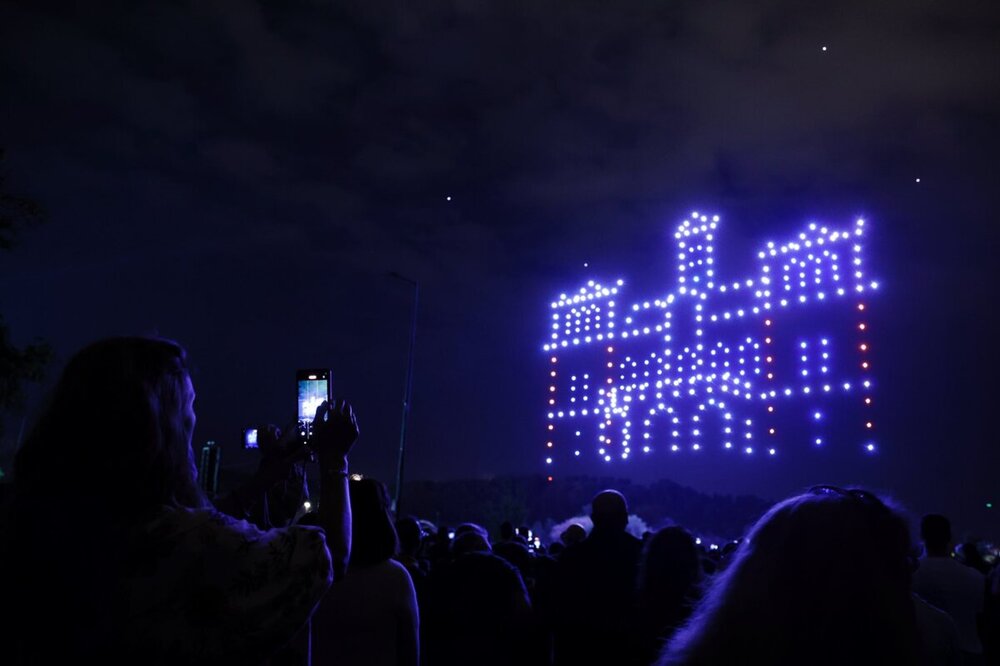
120,506 -> 332,664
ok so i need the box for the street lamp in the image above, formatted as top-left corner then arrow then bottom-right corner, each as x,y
388,271 -> 418,515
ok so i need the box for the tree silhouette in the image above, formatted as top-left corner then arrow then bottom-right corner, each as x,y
0,149 -> 45,250
0,149 -> 52,464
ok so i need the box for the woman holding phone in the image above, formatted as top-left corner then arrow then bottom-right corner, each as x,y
1,337 -> 360,664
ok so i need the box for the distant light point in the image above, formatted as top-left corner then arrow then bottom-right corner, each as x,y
821,46 -> 828,52
915,178 -> 921,183
584,262 -> 589,267
445,195 -> 452,201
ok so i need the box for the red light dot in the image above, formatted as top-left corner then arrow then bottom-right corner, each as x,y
549,386 -> 556,392
859,323 -> 867,330
866,422 -> 873,429
768,405 -> 774,413
864,398 -> 872,405
547,424 -> 554,431
859,344 -> 868,351
547,476 -> 553,482
549,399 -> 555,405
766,356 -> 773,363
546,442 -> 553,448
769,428 -> 776,435
764,319 -> 772,326
551,357 -> 558,363
607,378 -> 613,384
607,346 -> 614,353
767,373 -> 774,379
765,337 -> 772,344
858,304 -> 865,311
862,362 -> 869,369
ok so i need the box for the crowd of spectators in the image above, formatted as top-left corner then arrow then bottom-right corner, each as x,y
1,337 -> 998,665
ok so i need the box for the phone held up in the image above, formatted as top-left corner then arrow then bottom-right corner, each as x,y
297,369 -> 332,456
242,427 -> 259,450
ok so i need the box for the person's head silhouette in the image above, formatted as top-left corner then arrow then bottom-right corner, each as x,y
348,478 -> 398,567
659,486 -> 920,666
560,523 -> 587,546
919,513 -> 951,557
396,516 -> 424,558
591,489 -> 629,532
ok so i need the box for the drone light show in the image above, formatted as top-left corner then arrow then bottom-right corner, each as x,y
542,212 -> 878,477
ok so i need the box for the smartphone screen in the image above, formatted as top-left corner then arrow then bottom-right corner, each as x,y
297,369 -> 332,429
243,427 -> 259,449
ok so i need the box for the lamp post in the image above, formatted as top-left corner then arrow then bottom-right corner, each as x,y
389,272 -> 418,515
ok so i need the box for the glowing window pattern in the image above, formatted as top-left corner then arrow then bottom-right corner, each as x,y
542,213 -> 877,473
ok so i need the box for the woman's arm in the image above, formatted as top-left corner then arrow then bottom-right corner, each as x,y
310,400 -> 360,580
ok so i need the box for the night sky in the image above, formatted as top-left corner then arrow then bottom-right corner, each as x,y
1,1 -> 998,534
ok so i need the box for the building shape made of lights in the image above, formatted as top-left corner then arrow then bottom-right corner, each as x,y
541,212 -> 877,479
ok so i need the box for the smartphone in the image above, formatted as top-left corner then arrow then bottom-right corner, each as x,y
297,369 -> 332,442
243,427 -> 259,450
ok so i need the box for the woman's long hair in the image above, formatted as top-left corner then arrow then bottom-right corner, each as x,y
348,478 -> 399,567
3,337 -> 207,661
658,487 -> 921,666
13,337 -> 205,520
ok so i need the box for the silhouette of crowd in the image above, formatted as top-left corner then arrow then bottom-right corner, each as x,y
1,337 -> 998,665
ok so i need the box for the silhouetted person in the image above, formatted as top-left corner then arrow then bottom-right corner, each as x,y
425,551 -> 536,666
657,486 -> 923,666
427,526 -> 453,570
499,520 -> 517,543
958,542 -> 991,575
552,489 -> 643,666
452,529 -> 491,555
313,478 -> 419,666
254,425 -> 310,529
1,338 -> 360,664
984,564 -> 1000,666
454,521 -> 489,540
395,516 -> 428,580
560,522 -> 587,547
495,539 -> 533,578
913,514 -> 986,665
913,593 -> 962,666
635,527 -> 703,664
